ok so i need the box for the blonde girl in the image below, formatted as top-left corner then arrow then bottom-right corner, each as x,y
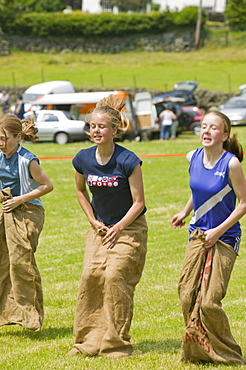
69,95 -> 148,358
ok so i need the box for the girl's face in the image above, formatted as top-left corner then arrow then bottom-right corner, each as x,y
89,112 -> 117,145
200,113 -> 228,148
0,129 -> 21,158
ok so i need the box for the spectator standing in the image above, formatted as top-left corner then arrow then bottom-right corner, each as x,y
159,104 -> 177,140
14,95 -> 25,119
0,90 -> 10,114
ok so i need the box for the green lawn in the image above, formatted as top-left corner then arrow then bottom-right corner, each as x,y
1,46 -> 246,93
1,130 -> 246,369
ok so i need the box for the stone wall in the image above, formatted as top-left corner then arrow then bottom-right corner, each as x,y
0,29 -> 9,56
3,30 -> 195,54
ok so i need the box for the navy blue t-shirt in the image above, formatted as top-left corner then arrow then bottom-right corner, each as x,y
72,144 -> 146,225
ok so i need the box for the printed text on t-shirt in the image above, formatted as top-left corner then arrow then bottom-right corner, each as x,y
87,174 -> 119,187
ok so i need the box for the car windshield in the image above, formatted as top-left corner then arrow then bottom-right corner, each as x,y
224,99 -> 246,109
174,82 -> 197,92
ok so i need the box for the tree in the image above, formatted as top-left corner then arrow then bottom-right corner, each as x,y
225,0 -> 246,29
195,0 -> 202,49
100,0 -> 152,13
0,0 -> 66,12
64,0 -> 81,9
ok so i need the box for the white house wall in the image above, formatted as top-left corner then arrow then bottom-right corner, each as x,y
82,0 -> 102,13
82,0 -> 226,13
155,0 -> 226,12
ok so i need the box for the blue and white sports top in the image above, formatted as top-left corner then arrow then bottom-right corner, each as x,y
189,148 -> 241,239
0,145 -> 43,207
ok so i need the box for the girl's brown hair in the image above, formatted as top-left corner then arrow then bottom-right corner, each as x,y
0,114 -> 38,142
86,94 -> 129,137
206,111 -> 244,162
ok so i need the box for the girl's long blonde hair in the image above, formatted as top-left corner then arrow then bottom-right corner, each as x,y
86,94 -> 129,137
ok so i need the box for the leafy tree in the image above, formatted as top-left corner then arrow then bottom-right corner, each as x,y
64,0 -> 81,9
100,0 -> 152,13
225,0 -> 246,29
151,3 -> 160,11
0,0 -> 66,12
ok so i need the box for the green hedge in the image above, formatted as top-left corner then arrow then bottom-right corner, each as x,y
225,0 -> 246,29
0,7 -> 205,38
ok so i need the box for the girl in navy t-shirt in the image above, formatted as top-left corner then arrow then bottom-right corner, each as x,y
69,94 -> 147,358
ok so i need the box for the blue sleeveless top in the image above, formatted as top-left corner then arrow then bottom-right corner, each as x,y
189,148 -> 241,240
0,145 -> 42,207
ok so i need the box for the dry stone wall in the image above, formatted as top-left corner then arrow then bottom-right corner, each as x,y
4,30 -> 195,54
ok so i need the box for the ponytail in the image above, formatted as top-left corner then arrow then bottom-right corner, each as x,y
223,133 -> 244,162
0,114 -> 38,142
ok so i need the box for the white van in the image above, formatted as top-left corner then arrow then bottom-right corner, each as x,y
22,80 -> 75,103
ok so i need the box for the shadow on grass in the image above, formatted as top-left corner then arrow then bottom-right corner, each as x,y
135,338 -> 182,354
0,325 -> 73,340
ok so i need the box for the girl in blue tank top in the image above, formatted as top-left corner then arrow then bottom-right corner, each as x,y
172,111 -> 246,252
171,111 -> 246,365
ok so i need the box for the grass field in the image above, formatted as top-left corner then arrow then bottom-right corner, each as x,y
1,45 -> 246,94
1,129 -> 246,369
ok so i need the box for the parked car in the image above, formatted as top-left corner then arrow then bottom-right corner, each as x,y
239,84 -> 246,95
220,96 -> 246,126
34,110 -> 87,144
152,81 -> 198,111
152,103 -> 203,138
179,106 -> 203,135
151,81 -> 201,137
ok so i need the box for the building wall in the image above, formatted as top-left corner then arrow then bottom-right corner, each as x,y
155,0 -> 226,12
82,0 -> 102,13
82,0 -> 226,13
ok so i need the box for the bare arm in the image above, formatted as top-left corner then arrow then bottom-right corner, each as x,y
171,195 -> 193,228
171,150 -> 194,228
15,101 -> 23,114
102,163 -> 145,249
2,159 -> 53,212
172,112 -> 177,120
204,157 -> 246,246
74,170 -> 105,231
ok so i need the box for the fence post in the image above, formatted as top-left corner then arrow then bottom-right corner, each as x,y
100,74 -> 104,87
12,72 -> 16,87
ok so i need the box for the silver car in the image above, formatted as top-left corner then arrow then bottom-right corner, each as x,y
34,110 -> 87,144
220,96 -> 246,126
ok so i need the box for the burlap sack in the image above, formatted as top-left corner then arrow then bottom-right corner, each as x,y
0,188 -> 44,331
73,215 -> 148,357
178,228 -> 244,365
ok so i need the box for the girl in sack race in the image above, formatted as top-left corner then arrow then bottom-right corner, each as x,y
68,94 -> 147,358
0,114 -> 53,331
171,111 -> 246,365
